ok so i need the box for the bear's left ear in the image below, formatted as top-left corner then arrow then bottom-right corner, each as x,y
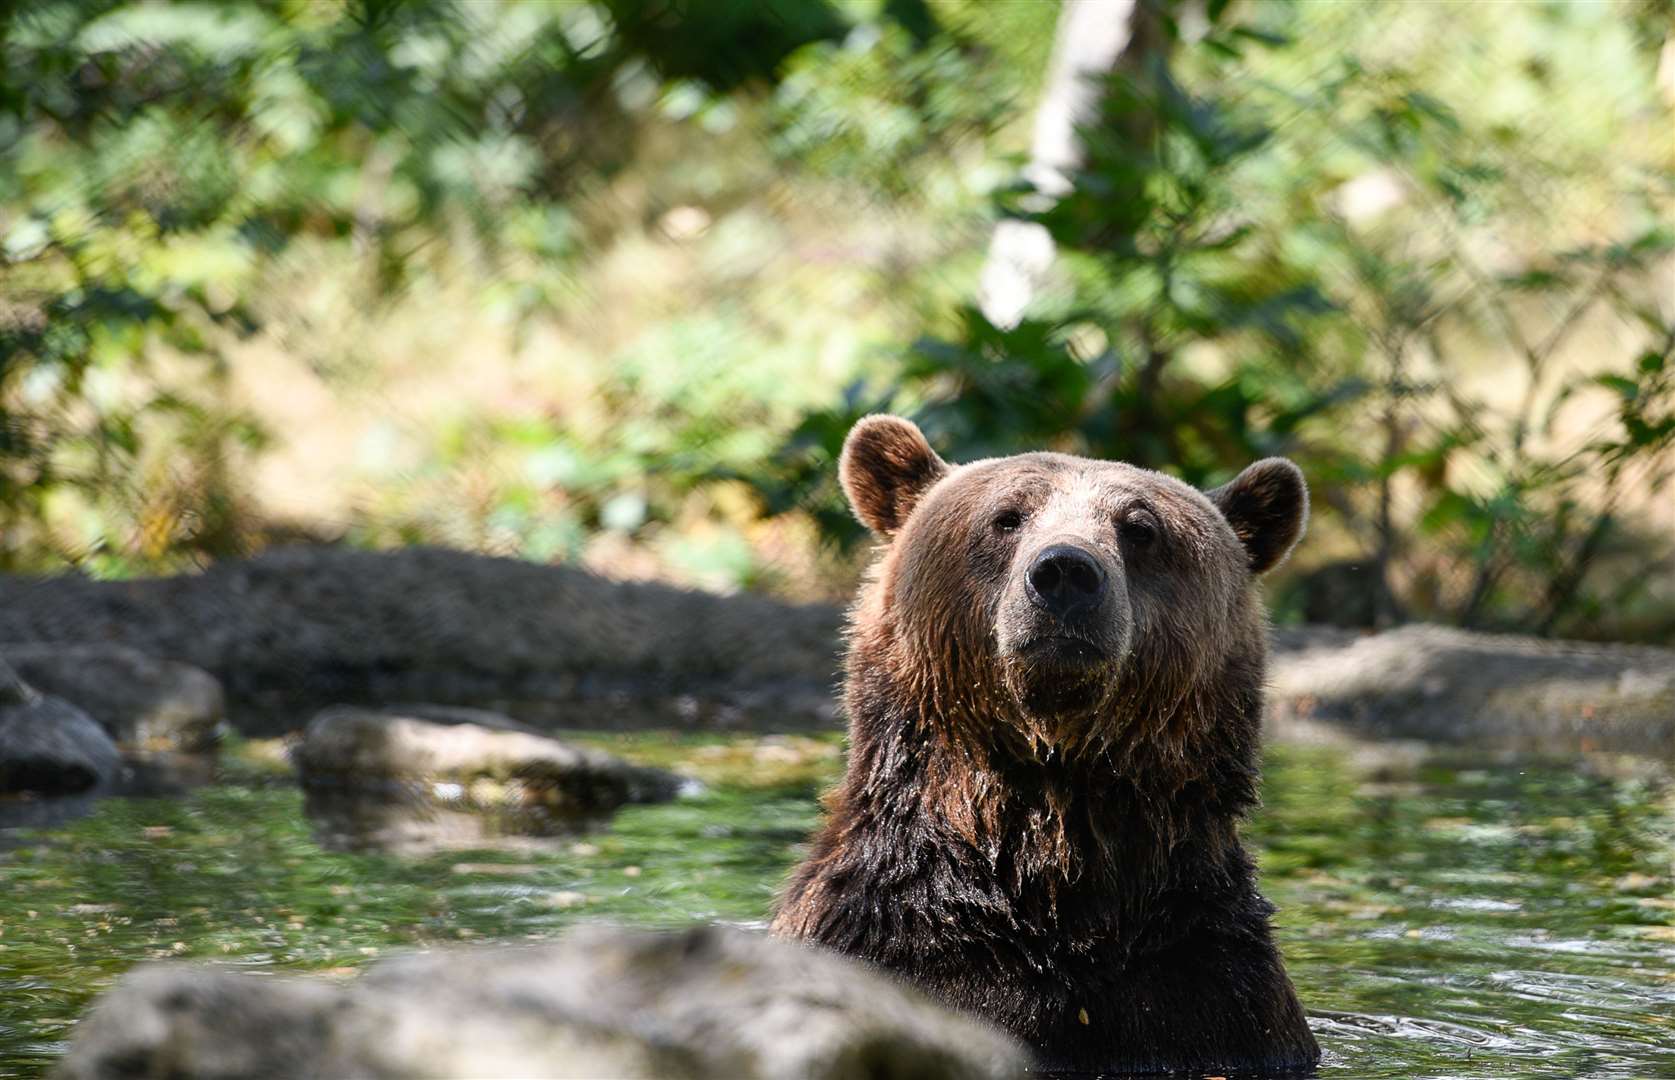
839,415 -> 950,537
1207,458 -> 1308,574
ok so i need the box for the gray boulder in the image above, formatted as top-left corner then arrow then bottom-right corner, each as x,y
56,924 -> 1032,1080
295,706 -> 695,853
0,644 -> 223,752
0,660 -> 122,795
1268,624 -> 1675,756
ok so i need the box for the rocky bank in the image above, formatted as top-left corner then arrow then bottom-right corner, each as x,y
2,546 -> 1670,754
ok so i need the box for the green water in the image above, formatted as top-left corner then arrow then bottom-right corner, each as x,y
2,734 -> 1672,1079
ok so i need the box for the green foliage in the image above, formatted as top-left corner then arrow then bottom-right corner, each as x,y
2,0 -> 1670,637
347,308 -> 831,582
604,0 -> 850,91
759,0 -> 1675,639
771,17 -> 1013,196
0,0 -> 1031,583
0,0 -> 599,568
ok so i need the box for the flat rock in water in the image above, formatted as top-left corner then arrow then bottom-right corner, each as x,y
56,924 -> 1031,1080
293,706 -> 694,851
0,660 -> 122,796
0,644 -> 223,752
295,705 -> 690,804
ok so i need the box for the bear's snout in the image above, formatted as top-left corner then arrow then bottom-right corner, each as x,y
995,537 -> 1132,722
1026,543 -> 1106,620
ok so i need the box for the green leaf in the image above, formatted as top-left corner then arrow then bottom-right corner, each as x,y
1594,374 -> 1640,401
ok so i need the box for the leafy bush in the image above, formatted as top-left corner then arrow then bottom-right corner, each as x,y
3,0 -> 1670,639
1,1 -> 603,569
1,0 -> 1035,583
757,0 -> 1675,639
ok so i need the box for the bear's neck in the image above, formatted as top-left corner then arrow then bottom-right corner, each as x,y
842,659 -> 1264,909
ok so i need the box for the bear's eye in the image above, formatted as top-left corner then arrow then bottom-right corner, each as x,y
1120,510 -> 1160,548
992,509 -> 1025,534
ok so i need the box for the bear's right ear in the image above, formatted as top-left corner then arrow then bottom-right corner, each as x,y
839,415 -> 950,537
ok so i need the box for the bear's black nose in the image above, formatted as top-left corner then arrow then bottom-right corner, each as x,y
1026,544 -> 1106,620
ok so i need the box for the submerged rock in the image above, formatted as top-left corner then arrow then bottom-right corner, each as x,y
57,924 -> 1031,1080
0,660 -> 122,796
0,644 -> 223,752
294,706 -> 695,853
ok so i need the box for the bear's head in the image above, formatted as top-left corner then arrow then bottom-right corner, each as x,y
840,415 -> 1306,763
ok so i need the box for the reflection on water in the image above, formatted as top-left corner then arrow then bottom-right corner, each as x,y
301,782 -> 616,855
1251,749 -> 1675,1080
0,734 -> 1671,1079
0,753 -> 216,841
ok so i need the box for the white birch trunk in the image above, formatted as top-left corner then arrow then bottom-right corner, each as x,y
978,0 -> 1141,329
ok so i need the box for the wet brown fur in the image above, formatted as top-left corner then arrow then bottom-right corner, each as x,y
772,417 -> 1319,1075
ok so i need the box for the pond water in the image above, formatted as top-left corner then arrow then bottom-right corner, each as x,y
1,733 -> 1671,1080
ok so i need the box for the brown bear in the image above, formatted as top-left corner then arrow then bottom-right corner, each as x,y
771,415 -> 1320,1075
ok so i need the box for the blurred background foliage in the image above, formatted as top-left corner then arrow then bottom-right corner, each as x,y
1,0 -> 1672,641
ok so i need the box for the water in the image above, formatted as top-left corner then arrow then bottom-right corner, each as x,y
1,733 -> 1671,1079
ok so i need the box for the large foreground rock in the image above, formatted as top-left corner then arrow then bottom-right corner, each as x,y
1269,625 -> 1675,756
0,644 -> 222,752
56,924 -> 1031,1080
296,706 -> 695,853
0,661 -> 121,796
0,546 -> 841,736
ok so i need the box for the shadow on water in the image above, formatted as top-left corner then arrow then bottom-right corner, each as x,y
0,753 -> 217,844
1,733 -> 1671,1080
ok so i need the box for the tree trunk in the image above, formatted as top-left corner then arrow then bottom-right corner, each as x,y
978,0 -> 1145,329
